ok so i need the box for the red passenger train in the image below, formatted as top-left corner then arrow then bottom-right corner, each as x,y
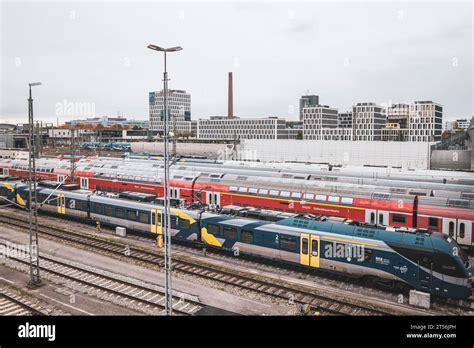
1,157 -> 473,248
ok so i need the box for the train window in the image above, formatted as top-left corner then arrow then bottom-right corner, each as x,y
171,217 -> 179,229
304,193 -> 314,200
392,213 -> 406,224
428,217 -> 438,228
238,187 -> 248,193
448,221 -> 454,237
364,249 -> 373,262
316,195 -> 326,202
47,196 -> 56,205
179,218 -> 190,229
269,190 -> 279,197
116,208 -> 125,219
301,238 -> 308,255
77,201 -> 86,211
105,206 -> 113,216
328,196 -> 339,203
280,236 -> 297,252
311,240 -> 318,256
0,187 -> 7,196
248,188 -> 258,194
127,210 -> 137,221
93,203 -> 104,214
139,211 -> 149,224
341,197 -> 353,205
292,192 -> 301,199
280,191 -> 290,198
459,223 -> 465,239
259,189 -> 269,196
223,226 -> 237,240
379,214 -> 384,225
241,230 -> 254,244
370,212 -> 375,224
207,224 -> 220,236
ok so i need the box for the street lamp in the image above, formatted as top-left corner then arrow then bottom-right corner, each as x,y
147,44 -> 182,316
28,82 -> 42,287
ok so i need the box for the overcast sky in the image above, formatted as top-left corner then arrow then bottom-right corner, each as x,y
1,0 -> 472,125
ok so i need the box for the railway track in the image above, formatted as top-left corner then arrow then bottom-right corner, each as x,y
0,241 -> 202,316
0,212 -> 431,315
0,287 -> 45,316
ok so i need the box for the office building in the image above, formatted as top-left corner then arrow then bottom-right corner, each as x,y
299,95 -> 319,120
352,103 -> 387,141
197,117 -> 296,140
149,89 -> 192,134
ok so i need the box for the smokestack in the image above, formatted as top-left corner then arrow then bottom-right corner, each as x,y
228,72 -> 233,119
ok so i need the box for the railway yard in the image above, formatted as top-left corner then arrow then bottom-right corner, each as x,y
0,208 -> 472,317
0,155 -> 473,317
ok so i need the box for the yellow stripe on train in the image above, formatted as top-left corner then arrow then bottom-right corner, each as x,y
171,208 -> 196,224
2,182 -> 14,192
200,227 -> 222,247
16,194 -> 26,206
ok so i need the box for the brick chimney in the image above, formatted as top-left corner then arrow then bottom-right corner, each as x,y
228,72 -> 233,118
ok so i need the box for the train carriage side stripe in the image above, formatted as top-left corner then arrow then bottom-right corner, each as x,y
170,208 -> 196,224
2,182 -> 13,191
200,227 -> 222,247
16,194 -> 26,207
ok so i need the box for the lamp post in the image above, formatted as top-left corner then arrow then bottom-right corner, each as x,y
28,82 -> 42,287
147,44 -> 182,315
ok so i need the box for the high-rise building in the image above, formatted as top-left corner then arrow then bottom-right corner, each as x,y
455,118 -> 472,130
299,95 -> 319,120
352,103 -> 387,141
387,104 -> 409,129
407,101 -> 442,142
337,112 -> 353,128
302,105 -> 352,140
149,89 -> 192,134
197,116 -> 297,140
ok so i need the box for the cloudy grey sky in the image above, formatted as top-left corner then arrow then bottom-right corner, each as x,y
1,0 -> 472,125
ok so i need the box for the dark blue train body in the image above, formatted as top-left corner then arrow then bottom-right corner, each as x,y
4,182 -> 473,300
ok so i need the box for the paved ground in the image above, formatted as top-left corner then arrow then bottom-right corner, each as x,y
0,225 -> 292,315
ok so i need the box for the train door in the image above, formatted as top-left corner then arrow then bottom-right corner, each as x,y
57,175 -> 65,183
150,208 -> 163,235
417,261 -> 432,293
169,187 -> 180,199
457,220 -> 471,246
80,177 -> 89,189
57,194 -> 65,214
300,233 -> 310,266
309,235 -> 320,268
365,209 -> 388,225
205,191 -> 221,208
442,218 -> 457,238
300,233 -> 320,268
366,209 -> 377,224
2,168 -> 9,176
377,211 -> 389,226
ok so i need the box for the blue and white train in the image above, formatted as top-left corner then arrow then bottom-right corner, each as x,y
2,181 -> 473,300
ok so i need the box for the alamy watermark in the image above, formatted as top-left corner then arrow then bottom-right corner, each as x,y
55,99 -> 96,117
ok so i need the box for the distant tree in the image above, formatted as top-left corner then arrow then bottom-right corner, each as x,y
296,130 -> 303,140
110,124 -> 124,130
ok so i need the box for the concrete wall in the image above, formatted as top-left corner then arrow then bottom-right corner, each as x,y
131,142 -> 233,159
430,150 -> 472,171
239,140 -> 433,169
